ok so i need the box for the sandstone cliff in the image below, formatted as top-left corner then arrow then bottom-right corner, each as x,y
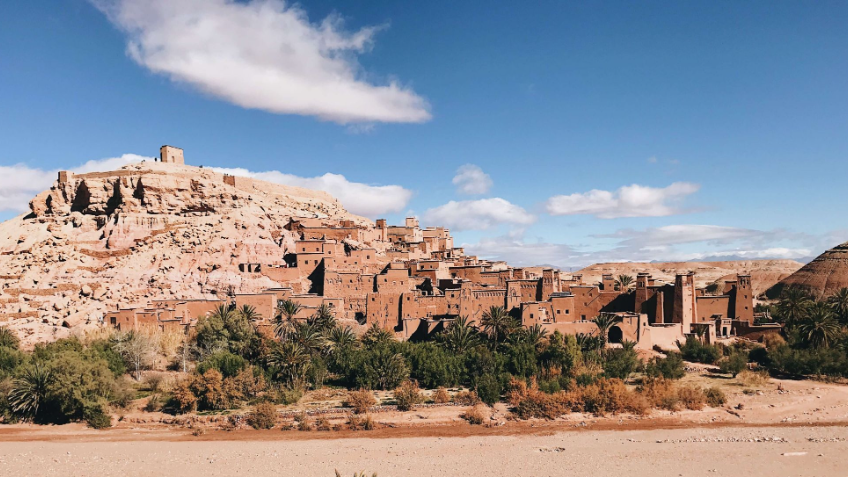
0,161 -> 368,345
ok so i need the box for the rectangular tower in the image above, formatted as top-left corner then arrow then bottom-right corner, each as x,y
159,145 -> 185,164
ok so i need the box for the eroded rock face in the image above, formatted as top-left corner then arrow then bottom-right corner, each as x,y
769,241 -> 848,299
1,161 -> 369,347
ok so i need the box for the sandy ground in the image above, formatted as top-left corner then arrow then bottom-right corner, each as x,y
0,425 -> 846,477
2,376 -> 848,476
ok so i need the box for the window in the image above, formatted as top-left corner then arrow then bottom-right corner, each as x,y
557,309 -> 561,314
581,315 -> 586,320
566,309 -> 570,314
530,313 -> 534,319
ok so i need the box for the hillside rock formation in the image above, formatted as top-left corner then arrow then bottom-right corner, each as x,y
576,260 -> 803,297
0,161 -> 369,344
767,241 -> 848,299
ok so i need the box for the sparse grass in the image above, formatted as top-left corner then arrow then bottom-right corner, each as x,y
315,416 -> 331,431
738,369 -> 770,387
347,413 -> 375,431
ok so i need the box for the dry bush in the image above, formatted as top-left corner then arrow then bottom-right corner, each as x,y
738,369 -> 769,387
344,389 -> 378,414
761,333 -> 786,349
433,387 -> 451,404
505,377 -> 529,407
452,390 -> 481,406
315,417 -> 332,431
704,386 -> 727,407
347,414 -> 375,431
677,386 -> 706,410
248,402 -> 277,429
461,405 -> 487,425
171,377 -> 198,413
639,378 -> 680,411
394,380 -> 424,411
581,378 -> 648,416
143,372 -> 171,393
510,379 -> 584,420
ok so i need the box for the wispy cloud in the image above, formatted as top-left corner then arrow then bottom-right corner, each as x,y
0,154 -> 148,213
422,198 -> 535,231
92,0 -> 431,124
463,224 -> 822,269
211,166 -> 412,218
452,164 -> 493,195
546,182 -> 700,219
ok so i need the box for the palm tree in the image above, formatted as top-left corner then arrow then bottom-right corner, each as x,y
235,304 -> 261,322
267,341 -> 311,386
290,320 -> 326,355
326,326 -> 358,352
828,287 -> 848,325
480,306 -> 516,346
438,316 -> 480,354
592,313 -> 621,348
777,288 -> 812,328
310,303 -> 337,332
9,362 -> 52,420
615,274 -> 635,291
576,332 -> 602,352
517,323 -> 548,350
361,323 -> 394,349
796,302 -> 842,348
274,299 -> 303,340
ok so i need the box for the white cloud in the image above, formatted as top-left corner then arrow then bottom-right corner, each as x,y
211,167 -> 412,218
546,182 -> 700,219
0,154 -> 148,213
461,224 -> 823,269
464,236 -> 578,268
452,164 -> 492,195
422,198 -> 535,231
597,224 -> 764,247
93,0 -> 431,124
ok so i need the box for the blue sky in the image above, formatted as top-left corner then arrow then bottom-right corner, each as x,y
1,0 -> 846,268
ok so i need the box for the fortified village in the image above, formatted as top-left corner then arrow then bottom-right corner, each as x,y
0,147 -> 780,348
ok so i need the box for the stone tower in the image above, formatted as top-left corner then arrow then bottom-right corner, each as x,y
734,274 -> 754,323
159,145 -> 184,165
673,272 -> 696,334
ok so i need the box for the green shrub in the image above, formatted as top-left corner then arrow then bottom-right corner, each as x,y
475,373 -> 502,405
197,351 -> 247,379
83,403 -> 112,429
719,352 -> 748,377
644,352 -> 685,380
602,348 -> 639,380
677,336 -> 721,364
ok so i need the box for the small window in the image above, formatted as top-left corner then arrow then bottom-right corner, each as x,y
557,309 -> 561,314
530,313 -> 534,319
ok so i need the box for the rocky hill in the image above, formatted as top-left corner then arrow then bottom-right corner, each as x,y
767,240 -> 848,299
0,161 -> 369,344
576,260 -> 803,296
